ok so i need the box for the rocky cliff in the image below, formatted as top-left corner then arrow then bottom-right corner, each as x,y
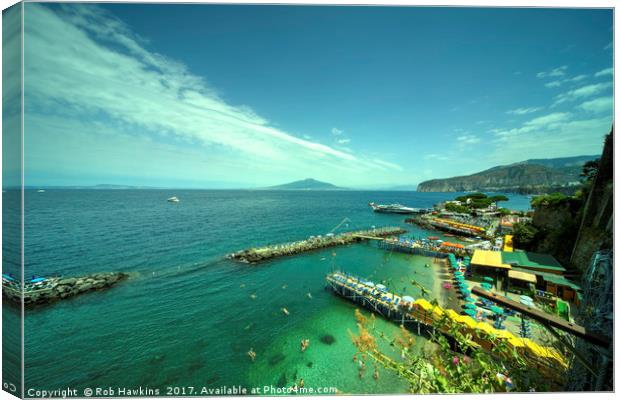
417,155 -> 596,193
570,131 -> 613,271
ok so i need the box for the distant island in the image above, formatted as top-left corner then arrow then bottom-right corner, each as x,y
417,155 -> 598,194
265,178 -> 347,190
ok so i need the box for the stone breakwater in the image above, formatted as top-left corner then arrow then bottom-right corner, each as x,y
227,226 -> 407,263
2,272 -> 129,306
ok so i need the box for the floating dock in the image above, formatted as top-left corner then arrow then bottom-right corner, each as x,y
325,271 -> 568,376
227,226 -> 407,263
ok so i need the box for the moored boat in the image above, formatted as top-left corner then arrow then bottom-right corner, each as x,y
369,202 -> 430,214
167,196 -> 180,203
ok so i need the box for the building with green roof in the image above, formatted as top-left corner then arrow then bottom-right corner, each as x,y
501,251 -> 566,274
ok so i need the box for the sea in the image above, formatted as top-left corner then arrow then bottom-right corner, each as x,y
3,190 -> 531,395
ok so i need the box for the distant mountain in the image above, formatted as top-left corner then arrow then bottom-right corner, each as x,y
266,178 -> 347,190
417,155 -> 598,193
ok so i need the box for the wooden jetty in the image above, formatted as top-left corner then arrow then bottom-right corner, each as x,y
325,271 -> 568,376
227,226 -> 406,263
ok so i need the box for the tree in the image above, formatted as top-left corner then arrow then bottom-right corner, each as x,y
580,159 -> 600,182
489,195 -> 509,203
512,222 -> 538,249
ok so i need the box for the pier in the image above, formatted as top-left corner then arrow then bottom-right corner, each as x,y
227,226 -> 406,263
325,271 -> 568,376
2,272 -> 129,306
378,237 -> 474,258
406,216 -> 489,238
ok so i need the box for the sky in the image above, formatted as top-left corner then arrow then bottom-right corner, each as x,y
14,3 -> 614,188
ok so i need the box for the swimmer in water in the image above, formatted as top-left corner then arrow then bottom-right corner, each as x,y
281,308 -> 290,315
247,348 -> 256,362
373,366 -> 379,380
299,378 -> 304,388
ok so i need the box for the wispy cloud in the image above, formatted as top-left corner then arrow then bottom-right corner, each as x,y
337,138 -> 351,144
424,153 -> 448,161
536,65 -> 568,79
553,82 -> 613,105
578,97 -> 613,113
24,4 -> 402,186
456,134 -> 480,144
494,112 -> 571,139
331,127 -> 343,136
506,107 -> 542,115
543,74 -> 587,88
594,67 -> 613,77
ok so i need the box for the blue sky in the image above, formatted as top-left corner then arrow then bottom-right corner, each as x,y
20,3 -> 613,188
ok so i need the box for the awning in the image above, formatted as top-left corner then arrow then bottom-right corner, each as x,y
508,269 -> 537,284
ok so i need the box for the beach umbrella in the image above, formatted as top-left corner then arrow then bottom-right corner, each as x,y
481,282 -> 492,290
366,282 -> 376,288
491,306 -> 504,315
376,284 -> 387,291
464,296 -> 476,303
520,295 -> 533,303
464,309 -> 477,317
483,276 -> 494,283
402,295 -> 414,303
464,303 -> 476,309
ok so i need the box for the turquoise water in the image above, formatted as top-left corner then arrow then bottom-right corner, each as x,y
3,190 -> 531,394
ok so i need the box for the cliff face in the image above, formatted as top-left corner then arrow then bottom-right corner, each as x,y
570,131 -> 614,271
528,200 -> 582,267
417,156 -> 595,193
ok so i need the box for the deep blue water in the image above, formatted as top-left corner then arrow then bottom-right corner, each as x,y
3,190 -> 531,394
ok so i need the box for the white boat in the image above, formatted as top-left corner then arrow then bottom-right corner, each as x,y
37,189 -> 45,193
369,202 -> 430,214
167,196 -> 180,203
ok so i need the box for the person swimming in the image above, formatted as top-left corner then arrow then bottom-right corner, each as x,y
247,348 -> 256,362
373,366 -> 379,380
300,339 -> 310,352
281,308 -> 290,315
299,378 -> 304,388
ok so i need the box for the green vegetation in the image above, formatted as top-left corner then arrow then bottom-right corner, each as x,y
349,308 -> 561,393
448,193 -> 510,213
512,222 -> 539,249
530,192 -> 571,208
445,203 -> 470,214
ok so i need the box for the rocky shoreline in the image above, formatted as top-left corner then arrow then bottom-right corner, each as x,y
2,272 -> 129,306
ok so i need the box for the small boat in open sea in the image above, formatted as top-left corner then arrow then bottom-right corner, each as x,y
167,196 -> 180,203
369,202 -> 430,214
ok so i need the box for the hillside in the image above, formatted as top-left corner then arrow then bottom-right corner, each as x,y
266,178 -> 346,190
417,155 -> 597,193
